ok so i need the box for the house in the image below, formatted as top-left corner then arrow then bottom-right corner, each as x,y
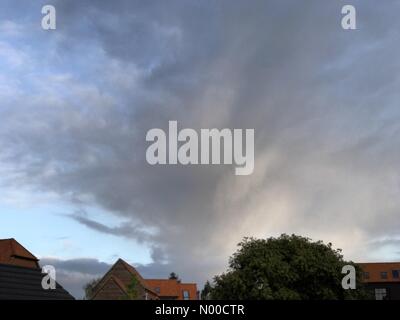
91,258 -> 159,300
0,238 -> 74,300
0,238 -> 40,269
359,262 -> 400,300
91,258 -> 198,300
146,279 -> 198,300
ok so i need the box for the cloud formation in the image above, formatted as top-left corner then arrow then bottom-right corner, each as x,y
2,0 -> 400,298
40,258 -> 111,299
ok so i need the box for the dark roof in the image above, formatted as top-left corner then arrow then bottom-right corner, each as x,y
0,263 -> 74,300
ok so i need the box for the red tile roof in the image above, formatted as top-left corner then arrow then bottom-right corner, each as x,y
146,279 -> 180,297
145,279 -> 198,300
0,238 -> 39,269
359,262 -> 400,283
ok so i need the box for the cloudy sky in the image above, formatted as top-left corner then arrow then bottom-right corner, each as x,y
1,0 -> 400,298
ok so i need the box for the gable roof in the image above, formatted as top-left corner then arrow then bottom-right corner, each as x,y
0,239 -> 39,268
92,258 -> 158,298
0,263 -> 74,300
91,258 -> 198,300
118,259 -> 149,290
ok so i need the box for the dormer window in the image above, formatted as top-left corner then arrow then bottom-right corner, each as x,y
183,290 -> 190,300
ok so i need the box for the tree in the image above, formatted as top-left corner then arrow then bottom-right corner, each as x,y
169,272 -> 180,282
125,276 -> 140,300
201,281 -> 213,300
210,234 -> 371,300
83,277 -> 101,300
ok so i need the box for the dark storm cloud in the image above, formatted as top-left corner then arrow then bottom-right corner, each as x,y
67,210 -> 154,242
41,257 -> 111,275
39,258 -> 111,299
2,0 -> 400,295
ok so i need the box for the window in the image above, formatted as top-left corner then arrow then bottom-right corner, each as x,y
183,290 -> 190,300
155,287 -> 160,294
392,270 -> 399,279
375,288 -> 387,300
381,272 -> 388,279
363,272 -> 370,280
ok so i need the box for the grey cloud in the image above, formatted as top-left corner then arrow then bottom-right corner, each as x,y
2,0 -> 400,294
40,257 -> 111,276
67,210 -> 154,243
39,258 -> 111,299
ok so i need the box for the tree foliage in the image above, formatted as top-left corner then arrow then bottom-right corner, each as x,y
83,277 -> 101,300
201,281 -> 213,300
125,276 -> 140,300
210,234 -> 371,300
169,272 -> 180,281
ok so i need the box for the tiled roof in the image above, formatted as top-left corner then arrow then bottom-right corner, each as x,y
0,263 -> 74,300
146,279 -> 180,297
179,282 -> 198,299
0,238 -> 39,267
359,262 -> 400,283
146,279 -> 198,300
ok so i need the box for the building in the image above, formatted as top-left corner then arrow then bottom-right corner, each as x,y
92,258 -> 198,300
91,258 -> 159,300
146,279 -> 198,300
0,238 -> 40,269
359,262 -> 400,300
0,238 -> 74,300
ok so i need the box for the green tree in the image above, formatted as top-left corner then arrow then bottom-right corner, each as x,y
83,277 -> 101,300
125,276 -> 140,300
201,281 -> 213,300
210,234 -> 371,300
169,272 -> 180,281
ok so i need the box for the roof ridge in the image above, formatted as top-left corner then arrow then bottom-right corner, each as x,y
9,239 -> 39,261
118,259 -> 158,294
358,262 -> 400,264
146,278 -> 196,285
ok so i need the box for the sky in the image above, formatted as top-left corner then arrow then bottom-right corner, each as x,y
1,0 -> 400,299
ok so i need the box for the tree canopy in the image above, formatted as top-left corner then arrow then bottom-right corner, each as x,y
169,272 -> 180,281
209,234 -> 370,300
125,276 -> 140,300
